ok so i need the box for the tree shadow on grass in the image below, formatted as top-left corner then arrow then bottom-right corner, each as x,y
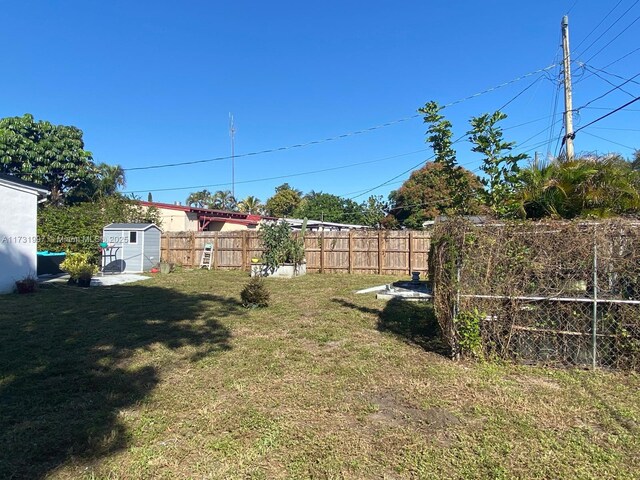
0,283 -> 238,479
332,297 -> 450,357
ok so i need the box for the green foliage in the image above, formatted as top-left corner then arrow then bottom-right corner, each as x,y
259,220 -> 305,271
186,189 -> 238,211
38,195 -> 162,257
454,308 -> 484,359
0,114 -> 96,204
468,111 -> 528,217
240,277 -> 271,308
419,101 -> 474,215
389,162 -> 485,229
293,191 -> 366,224
265,183 -> 302,217
360,195 -> 388,228
60,252 -> 98,280
238,195 -> 264,214
515,154 -> 640,219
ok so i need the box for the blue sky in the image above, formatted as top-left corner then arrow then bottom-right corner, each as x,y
2,0 -> 638,205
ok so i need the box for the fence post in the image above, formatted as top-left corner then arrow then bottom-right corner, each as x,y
592,229 -> 598,370
408,231 -> 413,276
190,232 -> 196,268
378,231 -> 384,275
213,232 -> 218,270
320,231 -> 325,273
348,230 -> 354,274
242,230 -> 248,271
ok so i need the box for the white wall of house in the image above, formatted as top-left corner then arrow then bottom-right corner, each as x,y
0,183 -> 40,293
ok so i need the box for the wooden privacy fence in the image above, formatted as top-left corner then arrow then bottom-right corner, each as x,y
161,230 -> 431,275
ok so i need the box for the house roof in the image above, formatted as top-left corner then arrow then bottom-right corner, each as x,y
139,200 -> 273,225
104,223 -> 161,231
0,173 -> 49,196
282,218 -> 371,230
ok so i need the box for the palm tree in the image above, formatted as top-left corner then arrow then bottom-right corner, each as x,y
97,163 -> 126,196
238,195 -> 264,214
186,189 -> 213,208
514,155 -> 640,219
211,190 -> 238,211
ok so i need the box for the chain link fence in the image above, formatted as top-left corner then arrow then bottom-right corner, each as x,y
431,219 -> 640,370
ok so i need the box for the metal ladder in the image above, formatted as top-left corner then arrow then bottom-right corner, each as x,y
200,243 -> 214,270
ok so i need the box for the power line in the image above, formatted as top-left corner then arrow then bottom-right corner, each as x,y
497,74 -> 546,111
581,65 -> 637,98
122,148 -> 430,194
582,63 -> 640,87
574,96 -> 640,134
573,0 -> 625,54
583,8 -> 640,64
123,64 -> 558,172
573,71 -> 640,111
581,131 -> 637,150
602,46 -> 640,69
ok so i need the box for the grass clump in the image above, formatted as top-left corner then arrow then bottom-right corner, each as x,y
241,277 -> 271,308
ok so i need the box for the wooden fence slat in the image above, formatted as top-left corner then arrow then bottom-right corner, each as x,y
160,229 -> 431,275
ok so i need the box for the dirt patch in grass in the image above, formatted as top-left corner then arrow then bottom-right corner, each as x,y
367,390 -> 461,433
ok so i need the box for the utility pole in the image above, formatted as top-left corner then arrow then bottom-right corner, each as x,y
561,15 -> 575,160
229,113 -> 236,199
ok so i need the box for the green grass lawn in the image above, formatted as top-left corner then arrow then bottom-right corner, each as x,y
1,270 -> 639,479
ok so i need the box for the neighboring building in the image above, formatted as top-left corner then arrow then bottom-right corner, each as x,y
0,174 -> 49,293
102,223 -> 162,273
283,218 -> 371,232
139,201 -> 265,232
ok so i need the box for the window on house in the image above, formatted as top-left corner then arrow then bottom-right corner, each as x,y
129,231 -> 138,244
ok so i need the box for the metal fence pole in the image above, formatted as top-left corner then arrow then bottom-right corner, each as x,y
592,230 -> 598,370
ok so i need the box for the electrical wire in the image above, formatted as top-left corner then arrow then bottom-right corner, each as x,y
574,96 -> 640,134
122,148 -> 430,194
573,71 -> 640,111
347,134 -> 469,200
581,65 -> 637,98
123,64 -> 558,172
573,0 -> 625,54
583,10 -> 640,64
581,131 -> 637,150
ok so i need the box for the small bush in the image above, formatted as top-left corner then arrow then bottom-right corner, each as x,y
60,252 -> 98,281
241,277 -> 270,308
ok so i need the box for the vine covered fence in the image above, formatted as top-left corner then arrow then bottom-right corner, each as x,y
431,219 -> 640,370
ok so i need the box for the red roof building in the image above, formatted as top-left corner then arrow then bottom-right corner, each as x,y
138,201 -> 270,232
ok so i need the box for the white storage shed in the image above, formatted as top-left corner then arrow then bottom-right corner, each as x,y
102,223 -> 161,273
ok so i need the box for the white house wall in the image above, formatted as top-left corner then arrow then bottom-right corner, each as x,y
0,184 -> 38,293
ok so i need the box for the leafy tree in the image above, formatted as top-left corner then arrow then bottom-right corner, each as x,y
360,195 -> 388,228
0,113 -> 95,204
293,191 -> 366,224
388,162 -> 485,229
468,111 -> 527,216
265,183 -> 302,217
419,101 -> 473,214
238,195 -> 264,214
38,195 -> 161,257
186,189 -> 213,208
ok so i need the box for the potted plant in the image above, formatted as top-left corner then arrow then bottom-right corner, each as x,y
15,274 -> 37,294
253,219 -> 307,278
60,252 -> 98,287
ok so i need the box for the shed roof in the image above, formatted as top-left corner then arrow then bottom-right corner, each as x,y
104,223 -> 160,231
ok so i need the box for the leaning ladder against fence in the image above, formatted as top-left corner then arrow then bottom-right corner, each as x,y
431,219 -> 640,371
199,243 -> 213,270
